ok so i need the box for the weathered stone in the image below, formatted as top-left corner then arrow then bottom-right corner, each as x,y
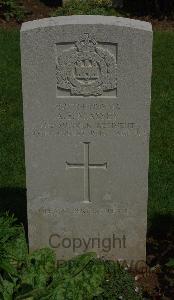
21,15 -> 152,264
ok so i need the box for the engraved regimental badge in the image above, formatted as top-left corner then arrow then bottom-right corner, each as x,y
56,33 -> 117,96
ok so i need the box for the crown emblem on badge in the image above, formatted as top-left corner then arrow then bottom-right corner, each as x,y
56,33 -> 117,96
75,33 -> 97,52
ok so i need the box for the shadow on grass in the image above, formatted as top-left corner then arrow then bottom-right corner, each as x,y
148,213 -> 174,239
0,188 -> 28,237
147,213 -> 174,267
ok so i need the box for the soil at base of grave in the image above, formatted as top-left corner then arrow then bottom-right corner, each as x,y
131,233 -> 174,300
0,0 -> 174,30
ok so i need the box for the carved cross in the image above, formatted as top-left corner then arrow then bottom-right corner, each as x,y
66,142 -> 107,203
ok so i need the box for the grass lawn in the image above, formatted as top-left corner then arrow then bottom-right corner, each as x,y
0,29 -> 173,226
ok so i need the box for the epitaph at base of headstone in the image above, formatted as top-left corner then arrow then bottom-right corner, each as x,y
21,16 -> 152,264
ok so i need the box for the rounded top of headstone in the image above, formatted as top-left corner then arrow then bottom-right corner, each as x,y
21,15 -> 152,32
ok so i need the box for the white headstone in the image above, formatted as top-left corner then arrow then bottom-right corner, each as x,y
21,16 -> 152,264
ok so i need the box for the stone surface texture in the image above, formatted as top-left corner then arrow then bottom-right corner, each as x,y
21,15 -> 153,263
